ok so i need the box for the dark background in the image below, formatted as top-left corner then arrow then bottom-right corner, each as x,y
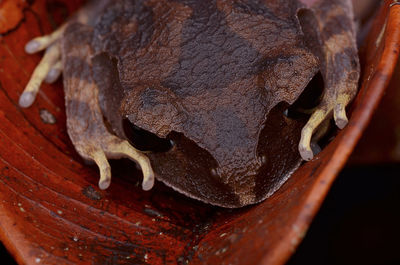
288,164 -> 400,265
1,164 -> 399,264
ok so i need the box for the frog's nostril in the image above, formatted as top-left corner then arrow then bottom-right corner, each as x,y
285,71 -> 324,119
123,119 -> 173,152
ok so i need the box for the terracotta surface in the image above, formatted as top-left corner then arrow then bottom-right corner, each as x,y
0,0 -> 28,35
351,55 -> 400,164
0,1 -> 398,265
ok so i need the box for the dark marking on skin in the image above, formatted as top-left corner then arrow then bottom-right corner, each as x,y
297,8 -> 323,56
320,15 -> 351,39
140,87 -> 166,109
62,56 -> 92,81
164,0 -> 263,97
65,96 -> 116,142
93,0 -> 155,54
331,47 -> 359,83
65,99 -> 92,116
232,0 -> 296,24
315,0 -> 343,16
63,22 -> 94,48
213,106 -> 251,149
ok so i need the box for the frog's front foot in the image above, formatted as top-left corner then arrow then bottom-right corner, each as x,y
299,89 -> 356,161
19,27 -> 66,108
296,0 -> 361,161
73,132 -> 155,191
18,0 -> 102,107
297,29 -> 360,162
64,65 -> 155,190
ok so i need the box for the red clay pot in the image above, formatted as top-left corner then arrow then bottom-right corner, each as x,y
351,46 -> 400,165
0,1 -> 399,264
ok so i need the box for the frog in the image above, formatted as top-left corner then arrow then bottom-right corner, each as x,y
19,0 -> 359,208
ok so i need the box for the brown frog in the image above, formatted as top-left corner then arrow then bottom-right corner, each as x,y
19,0 -> 359,208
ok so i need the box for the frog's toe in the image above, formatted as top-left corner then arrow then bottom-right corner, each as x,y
299,92 -> 353,161
333,94 -> 352,129
103,139 -> 155,191
79,137 -> 155,191
91,149 -> 112,190
20,24 -> 66,108
44,61 -> 63,84
24,25 -> 65,54
19,43 -> 61,108
299,108 -> 329,161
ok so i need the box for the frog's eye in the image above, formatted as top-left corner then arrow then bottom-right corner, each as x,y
284,71 -> 324,119
123,119 -> 174,153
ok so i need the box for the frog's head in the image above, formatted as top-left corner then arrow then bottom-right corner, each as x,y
119,52 -> 320,208
114,0 -> 323,207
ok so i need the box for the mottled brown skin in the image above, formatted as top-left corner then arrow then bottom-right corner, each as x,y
20,0 -> 359,207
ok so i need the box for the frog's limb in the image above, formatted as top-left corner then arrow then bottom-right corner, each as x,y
66,78 -> 155,190
299,73 -> 358,161
25,26 -> 66,54
299,108 -> 328,160
24,0 -> 109,54
92,150 -> 112,190
19,0 -> 111,108
20,19 -> 154,190
74,132 -> 155,191
19,43 -> 61,108
334,94 -> 351,129
19,17 -> 71,108
61,23 -> 154,191
298,0 -> 359,161
300,114 -> 331,160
